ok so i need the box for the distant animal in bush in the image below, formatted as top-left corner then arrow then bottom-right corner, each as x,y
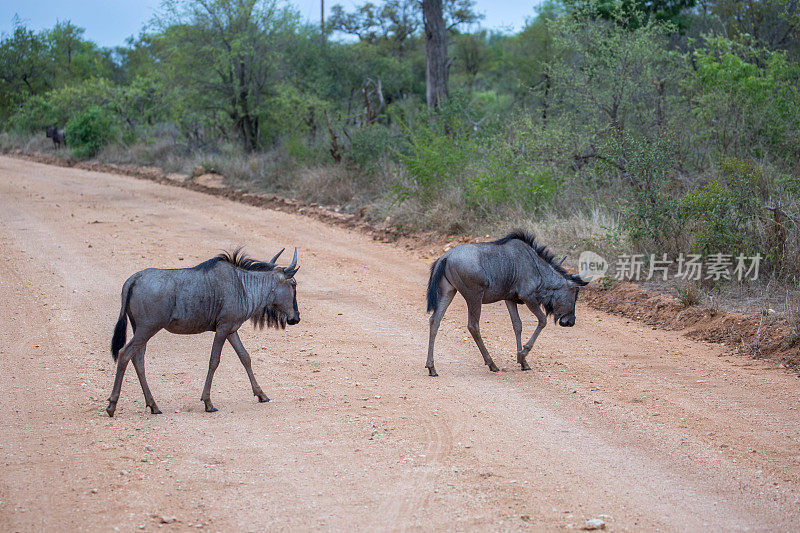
45,125 -> 66,149
106,248 -> 300,417
425,231 -> 588,376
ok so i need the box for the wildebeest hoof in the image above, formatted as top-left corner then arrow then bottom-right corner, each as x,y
149,405 -> 162,414
203,400 -> 218,413
427,366 -> 438,377
520,363 -> 532,371
488,362 -> 500,372
105,402 -> 116,417
256,392 -> 270,403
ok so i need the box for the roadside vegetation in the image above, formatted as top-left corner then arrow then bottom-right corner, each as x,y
1,0 -> 798,322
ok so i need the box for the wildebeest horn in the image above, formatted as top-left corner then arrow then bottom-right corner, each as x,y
558,255 -> 567,266
269,248 -> 285,265
286,247 -> 297,270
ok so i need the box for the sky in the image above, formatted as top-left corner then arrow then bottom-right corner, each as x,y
0,0 -> 541,48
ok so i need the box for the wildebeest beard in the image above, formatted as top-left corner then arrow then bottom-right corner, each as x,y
252,305 -> 288,330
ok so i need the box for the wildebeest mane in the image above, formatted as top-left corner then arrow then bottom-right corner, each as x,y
492,230 -> 587,285
193,248 -> 276,272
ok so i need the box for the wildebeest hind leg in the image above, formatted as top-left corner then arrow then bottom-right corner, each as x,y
130,347 -> 161,414
465,297 -> 499,372
106,330 -> 154,417
228,331 -> 269,403
201,330 -> 228,412
427,282 -> 456,377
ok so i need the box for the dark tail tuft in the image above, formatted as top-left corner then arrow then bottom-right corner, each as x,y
111,280 -> 134,361
426,257 -> 447,313
111,315 -> 127,361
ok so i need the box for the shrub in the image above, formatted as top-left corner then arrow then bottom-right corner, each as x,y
66,106 -> 115,158
347,125 -> 396,174
615,132 -> 685,253
676,283 -> 702,307
466,145 -> 558,213
680,157 -> 763,256
397,127 -> 475,201
284,133 -> 326,167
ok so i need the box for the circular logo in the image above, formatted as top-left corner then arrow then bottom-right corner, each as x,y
577,251 -> 608,281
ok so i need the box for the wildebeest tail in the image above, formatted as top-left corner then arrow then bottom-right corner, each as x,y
426,257 -> 447,313
111,279 -> 134,361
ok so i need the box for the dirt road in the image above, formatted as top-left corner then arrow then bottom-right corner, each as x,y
1,155 -> 798,531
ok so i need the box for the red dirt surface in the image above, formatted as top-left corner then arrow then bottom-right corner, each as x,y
1,155 -> 799,531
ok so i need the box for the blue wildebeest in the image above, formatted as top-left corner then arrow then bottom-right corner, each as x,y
106,248 -> 300,417
45,125 -> 66,149
425,231 -> 588,376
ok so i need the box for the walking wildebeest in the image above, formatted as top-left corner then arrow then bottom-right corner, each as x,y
45,125 -> 66,149
425,231 -> 588,376
106,248 -> 300,417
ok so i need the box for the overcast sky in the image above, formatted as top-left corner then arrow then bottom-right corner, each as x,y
1,0 -> 541,48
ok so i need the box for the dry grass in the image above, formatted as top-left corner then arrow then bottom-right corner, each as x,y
1,132 -> 59,154
676,282 -> 702,307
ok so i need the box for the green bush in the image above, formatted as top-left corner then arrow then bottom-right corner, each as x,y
466,143 -> 558,212
347,125 -> 396,174
284,133 -> 326,167
680,157 -> 763,256
614,132 -> 685,253
398,128 -> 475,200
66,106 -> 115,158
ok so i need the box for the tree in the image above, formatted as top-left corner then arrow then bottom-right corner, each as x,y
0,22 -> 51,118
155,0 -> 298,152
699,0 -> 800,55
329,0 -> 480,55
423,0 -> 448,108
563,0 -> 697,29
549,6 -> 684,137
329,0 -> 421,54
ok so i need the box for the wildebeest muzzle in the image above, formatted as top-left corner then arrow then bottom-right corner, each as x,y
558,313 -> 576,327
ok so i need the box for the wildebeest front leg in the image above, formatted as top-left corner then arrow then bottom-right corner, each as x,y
228,331 -> 269,403
130,347 -> 161,414
518,302 -> 547,366
201,330 -> 228,412
505,301 -> 529,370
427,282 -> 456,377
465,297 -> 499,372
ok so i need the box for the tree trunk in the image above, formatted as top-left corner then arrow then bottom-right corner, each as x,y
422,0 -> 448,109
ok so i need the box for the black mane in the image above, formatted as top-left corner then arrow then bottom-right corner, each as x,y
492,230 -> 587,285
193,248 -> 276,272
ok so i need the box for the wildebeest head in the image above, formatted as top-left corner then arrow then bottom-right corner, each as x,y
46,125 -> 55,138
271,248 -> 300,326
549,275 -> 589,327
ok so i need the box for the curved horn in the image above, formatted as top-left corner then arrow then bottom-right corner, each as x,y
286,247 -> 297,270
558,255 -> 567,266
268,248 -> 285,265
